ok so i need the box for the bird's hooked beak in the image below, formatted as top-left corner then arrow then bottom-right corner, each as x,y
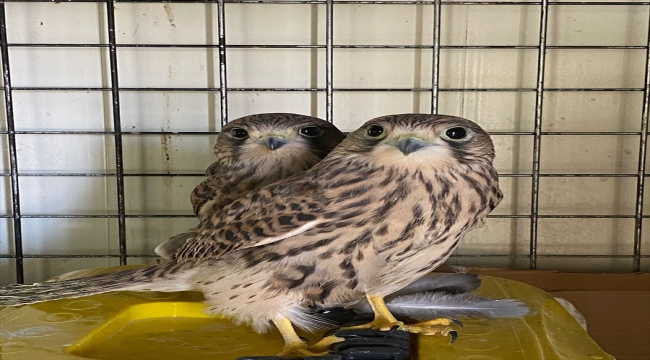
394,137 -> 433,155
262,136 -> 289,151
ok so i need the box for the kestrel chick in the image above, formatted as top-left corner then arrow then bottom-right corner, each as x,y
155,113 -> 345,259
0,114 -> 502,357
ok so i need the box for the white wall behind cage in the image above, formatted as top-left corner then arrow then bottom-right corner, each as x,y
0,0 -> 649,284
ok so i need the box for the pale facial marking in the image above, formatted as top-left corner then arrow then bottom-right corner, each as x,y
366,134 -> 458,171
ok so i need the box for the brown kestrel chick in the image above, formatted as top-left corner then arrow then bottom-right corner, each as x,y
0,114 -> 502,358
155,113 -> 345,259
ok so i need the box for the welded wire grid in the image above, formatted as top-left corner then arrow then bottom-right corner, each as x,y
0,0 -> 649,284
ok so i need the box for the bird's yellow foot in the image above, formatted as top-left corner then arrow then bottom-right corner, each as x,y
348,295 -> 462,341
402,318 -> 463,342
277,341 -> 328,358
273,317 -> 330,358
344,294 -> 405,331
308,335 -> 345,353
342,318 -> 405,332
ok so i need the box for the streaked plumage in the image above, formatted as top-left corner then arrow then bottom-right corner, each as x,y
0,114 -> 502,357
156,113 -> 345,259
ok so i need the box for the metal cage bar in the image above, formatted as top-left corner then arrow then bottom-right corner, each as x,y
105,0 -> 128,266
634,9 -> 650,272
4,43 -> 649,50
529,0 -> 548,270
0,2 -> 24,283
326,0 -> 334,123
2,86 -> 646,92
0,84 -> 646,91
218,0 -> 229,125
0,213 -> 647,219
430,0 -> 441,115
1,172 -> 649,178
2,0 -> 649,5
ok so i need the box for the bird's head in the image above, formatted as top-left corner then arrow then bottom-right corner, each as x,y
327,114 -> 496,170
214,113 -> 345,174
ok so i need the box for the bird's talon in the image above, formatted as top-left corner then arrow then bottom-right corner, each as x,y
449,330 -> 458,343
451,319 -> 463,328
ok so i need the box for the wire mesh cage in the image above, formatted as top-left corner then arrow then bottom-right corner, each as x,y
0,0 -> 648,285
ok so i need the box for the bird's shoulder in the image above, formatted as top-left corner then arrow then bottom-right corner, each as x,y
190,171 -> 229,217
205,160 -> 226,177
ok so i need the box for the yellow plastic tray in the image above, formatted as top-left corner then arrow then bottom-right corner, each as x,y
0,266 -> 614,360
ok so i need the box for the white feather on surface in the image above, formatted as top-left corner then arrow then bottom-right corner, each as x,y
389,272 -> 481,297
352,292 -> 530,320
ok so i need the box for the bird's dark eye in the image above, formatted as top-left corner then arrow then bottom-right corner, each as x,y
367,125 -> 384,137
230,128 -> 249,139
300,126 -> 321,137
445,127 -> 467,140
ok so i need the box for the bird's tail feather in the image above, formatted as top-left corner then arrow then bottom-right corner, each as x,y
155,229 -> 199,259
0,261 -> 198,307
